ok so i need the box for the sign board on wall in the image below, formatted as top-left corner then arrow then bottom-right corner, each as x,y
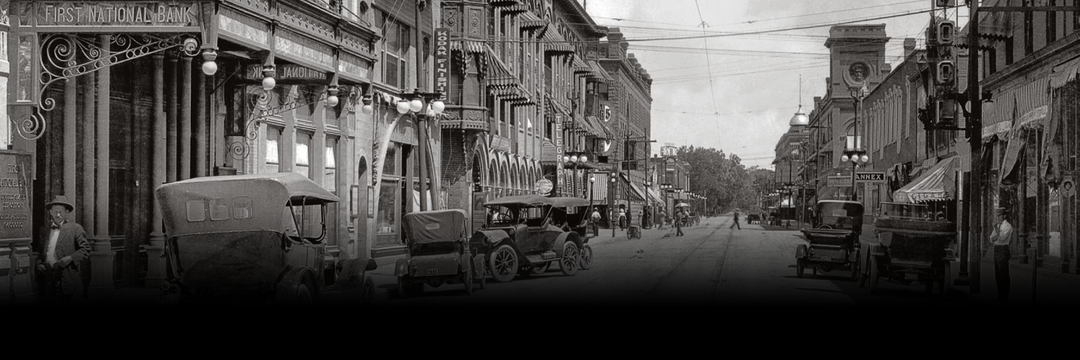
33,1 -> 202,28
434,27 -> 450,99
0,151 -> 33,241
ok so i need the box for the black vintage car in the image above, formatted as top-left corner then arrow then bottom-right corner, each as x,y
796,200 -> 864,280
470,195 -> 586,283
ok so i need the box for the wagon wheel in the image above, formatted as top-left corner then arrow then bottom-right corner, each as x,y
488,244 -> 518,283
940,261 -> 952,300
796,258 -> 805,278
580,244 -> 593,270
868,256 -> 880,294
560,241 -> 580,276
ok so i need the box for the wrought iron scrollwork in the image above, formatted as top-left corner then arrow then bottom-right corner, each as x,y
229,86 -> 331,160
11,33 -> 201,140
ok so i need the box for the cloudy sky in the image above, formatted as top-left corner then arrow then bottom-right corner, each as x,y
576,0 -> 970,169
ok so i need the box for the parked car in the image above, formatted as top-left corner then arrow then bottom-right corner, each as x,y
470,195 -> 585,283
395,209 -> 485,297
154,172 -> 376,306
543,197 -> 595,271
796,200 -> 863,280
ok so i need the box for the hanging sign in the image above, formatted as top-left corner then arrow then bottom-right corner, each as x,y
434,27 -> 450,98
34,1 -> 201,28
0,151 -> 33,240
535,179 -> 553,195
855,172 -> 886,182
244,63 -> 325,82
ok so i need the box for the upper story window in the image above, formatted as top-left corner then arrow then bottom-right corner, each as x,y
378,9 -> 410,89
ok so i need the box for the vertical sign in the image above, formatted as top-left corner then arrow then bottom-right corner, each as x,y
434,27 -> 450,99
0,151 -> 32,240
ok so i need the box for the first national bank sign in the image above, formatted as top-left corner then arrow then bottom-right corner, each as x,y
34,2 -> 200,27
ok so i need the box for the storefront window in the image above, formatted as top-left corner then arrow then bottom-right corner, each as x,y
296,132 -> 311,177
265,126 -> 281,173
383,143 -> 398,176
377,180 -> 398,235
325,137 -> 337,192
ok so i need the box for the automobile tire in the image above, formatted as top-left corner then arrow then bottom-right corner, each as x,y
397,276 -> 409,299
796,258 -> 805,278
940,261 -> 952,300
296,283 -> 313,305
560,242 -> 580,276
361,275 -> 376,305
489,244 -> 518,283
580,244 -> 593,270
465,271 -> 474,295
868,256 -> 880,294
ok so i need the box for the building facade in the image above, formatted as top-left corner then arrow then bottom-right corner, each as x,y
5,0 -> 378,300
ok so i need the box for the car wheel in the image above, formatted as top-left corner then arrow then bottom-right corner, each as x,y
489,244 -> 518,283
940,261 -> 952,300
796,258 -> 805,278
296,283 -> 313,305
580,244 -> 593,270
868,256 -> 880,294
361,275 -> 376,305
465,271 -> 474,295
397,276 -> 409,299
560,242 -> 580,276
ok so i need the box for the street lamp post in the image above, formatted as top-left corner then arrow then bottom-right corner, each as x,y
589,175 -> 596,236
563,153 -> 589,198
397,89 -> 446,211
610,173 -> 617,237
844,85 -> 870,202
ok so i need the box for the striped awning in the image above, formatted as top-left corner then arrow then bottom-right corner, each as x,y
1050,56 -> 1080,89
483,46 -> 534,105
451,40 -> 485,54
981,75 -> 1049,141
539,25 -> 575,56
892,156 -> 960,203
517,10 -> 546,31
621,173 -> 647,201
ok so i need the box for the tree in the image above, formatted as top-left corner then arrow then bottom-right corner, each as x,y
675,146 -> 773,214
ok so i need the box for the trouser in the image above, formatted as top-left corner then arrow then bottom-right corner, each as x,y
592,223 -> 599,237
994,245 -> 1011,300
36,267 -> 74,304
676,225 -> 683,236
730,220 -> 740,229
619,216 -> 626,229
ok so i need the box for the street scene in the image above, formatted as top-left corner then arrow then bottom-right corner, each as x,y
3,1 -> 1080,307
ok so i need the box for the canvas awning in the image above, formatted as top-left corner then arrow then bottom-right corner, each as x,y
1050,56 -> 1080,89
981,76 -> 1050,141
646,187 -> 664,206
620,173 -> 646,201
892,156 -> 960,203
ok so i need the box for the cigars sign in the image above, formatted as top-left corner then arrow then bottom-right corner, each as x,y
33,1 -> 201,27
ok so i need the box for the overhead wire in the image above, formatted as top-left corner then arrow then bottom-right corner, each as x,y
691,0 -> 723,150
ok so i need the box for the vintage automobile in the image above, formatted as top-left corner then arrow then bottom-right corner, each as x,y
542,197 -> 595,271
470,195 -> 585,283
796,200 -> 864,280
863,202 -> 956,297
155,172 -> 377,306
395,209 -> 485,297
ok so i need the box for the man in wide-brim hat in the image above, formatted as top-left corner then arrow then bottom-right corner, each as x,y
37,195 -> 91,304
989,206 -> 1013,303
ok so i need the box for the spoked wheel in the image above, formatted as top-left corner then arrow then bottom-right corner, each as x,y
868,256 -> 880,294
580,244 -> 593,270
560,241 -> 580,276
796,258 -> 805,278
489,244 -> 518,283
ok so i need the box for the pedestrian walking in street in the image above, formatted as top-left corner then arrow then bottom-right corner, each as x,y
36,195 -> 91,305
590,208 -> 602,237
657,209 -> 666,230
618,205 -> 627,230
675,208 -> 685,237
730,208 -> 741,230
989,207 -> 1014,303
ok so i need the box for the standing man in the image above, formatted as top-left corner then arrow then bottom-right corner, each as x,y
36,195 -> 91,304
988,207 -> 1014,303
657,208 -> 666,230
589,207 -> 602,237
675,208 -> 685,237
730,208 -> 741,230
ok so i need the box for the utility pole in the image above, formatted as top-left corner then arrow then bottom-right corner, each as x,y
967,0 -> 983,294
415,1 -> 429,212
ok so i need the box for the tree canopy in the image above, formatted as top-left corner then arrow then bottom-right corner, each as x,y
675,146 -> 774,214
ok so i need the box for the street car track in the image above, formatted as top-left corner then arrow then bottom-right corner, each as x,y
640,219 -> 733,297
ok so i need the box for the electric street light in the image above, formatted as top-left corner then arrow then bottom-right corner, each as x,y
610,173 -> 618,237
398,89 -> 446,211
845,84 -> 870,202
563,152 -> 589,198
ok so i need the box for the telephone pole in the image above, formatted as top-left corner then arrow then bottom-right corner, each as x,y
966,0 -> 983,294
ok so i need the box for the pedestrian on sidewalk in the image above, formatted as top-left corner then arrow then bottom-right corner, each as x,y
657,208 -> 666,230
730,208 -> 741,230
989,207 -> 1014,303
590,208 -> 601,237
36,195 -> 91,305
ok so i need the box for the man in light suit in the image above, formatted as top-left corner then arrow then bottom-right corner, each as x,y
36,195 -> 91,304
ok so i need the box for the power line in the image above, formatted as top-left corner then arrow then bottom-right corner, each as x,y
692,0 -> 722,151
622,8 -> 935,42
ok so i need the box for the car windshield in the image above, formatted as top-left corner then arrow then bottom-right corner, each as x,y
879,202 -> 932,220
817,202 -> 863,229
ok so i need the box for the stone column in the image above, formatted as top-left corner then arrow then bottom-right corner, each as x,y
63,77 -> 76,208
180,56 -> 193,180
195,66 -> 207,178
90,34 -> 115,299
167,53 -> 178,183
81,74 -> 95,233
282,86 -> 296,173
313,88 -> 327,246
146,53 -> 167,288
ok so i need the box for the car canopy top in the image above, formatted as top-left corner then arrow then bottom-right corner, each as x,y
546,197 -> 591,208
402,209 -> 470,244
155,172 -> 339,237
483,194 -> 553,207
